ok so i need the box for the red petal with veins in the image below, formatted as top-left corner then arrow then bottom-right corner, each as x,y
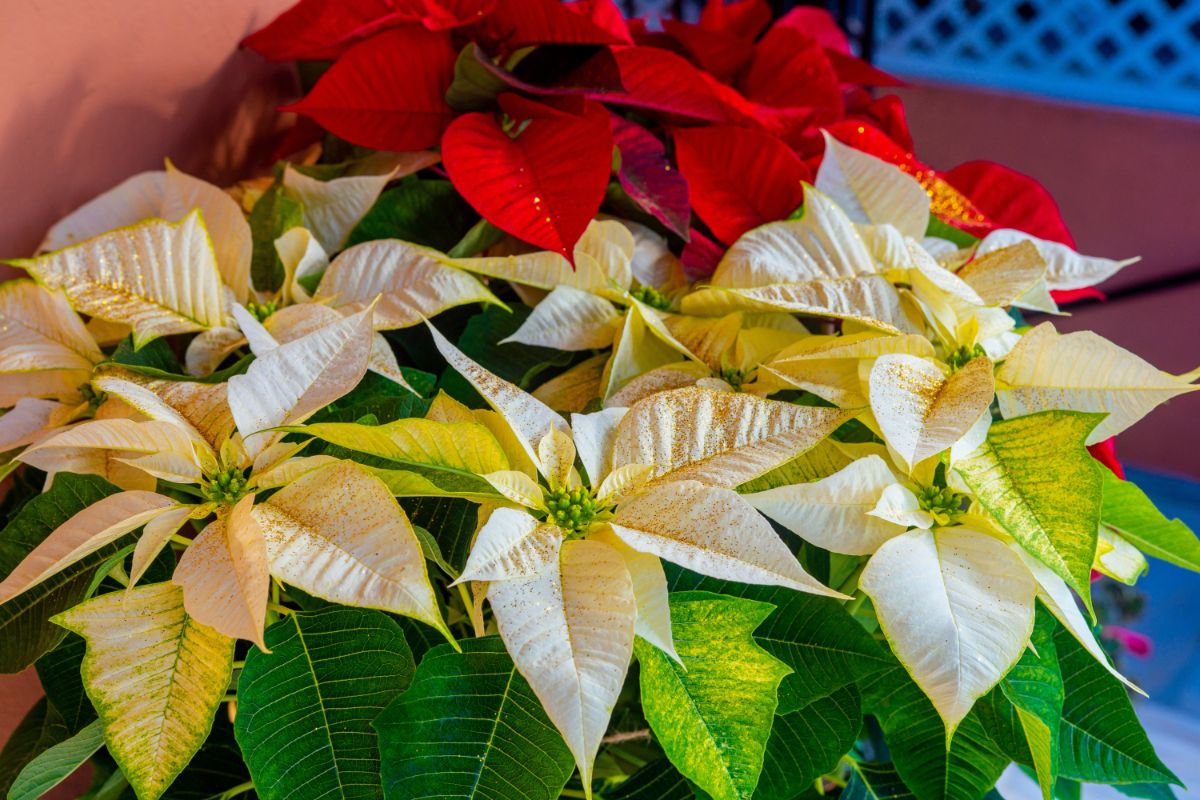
442,97 -> 613,261
282,27 -> 457,152
673,125 -> 811,245
611,115 -> 691,238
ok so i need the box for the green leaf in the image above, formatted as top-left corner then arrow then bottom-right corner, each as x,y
413,525 -> 459,580
604,759 -> 695,800
1114,783 -> 1178,800
843,761 -> 917,800
440,306 -> 572,404
955,410 -> 1104,613
35,632 -> 95,733
0,699 -> 70,796
54,582 -> 235,800
1002,608 -> 1064,800
235,607 -> 415,800
374,636 -> 574,800
446,217 -> 506,259
860,660 -> 1010,800
399,496 -> 479,573
9,718 -> 105,800
345,179 -> 477,251
636,591 -> 790,800
1100,471 -> 1200,572
663,565 -> 889,712
308,370 -> 431,425
925,216 -> 979,249
445,43 -> 512,111
0,473 -> 122,673
110,336 -> 182,372
249,180 -> 304,293
1055,623 -> 1178,785
754,684 -> 862,799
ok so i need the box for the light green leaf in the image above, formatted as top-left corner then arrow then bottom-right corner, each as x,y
955,410 -> 1105,612
234,607 -> 415,800
1055,623 -> 1179,786
373,637 -> 575,800
8,718 -> 104,800
637,591 -> 790,800
0,699 -> 70,797
53,582 -> 234,800
999,608 -> 1064,800
662,565 -> 888,713
1100,471 -> 1200,572
0,474 -> 121,673
754,684 -> 862,799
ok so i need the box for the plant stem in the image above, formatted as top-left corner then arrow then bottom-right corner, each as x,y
168,534 -> 193,549
217,780 -> 255,800
601,729 -> 651,745
267,602 -> 294,616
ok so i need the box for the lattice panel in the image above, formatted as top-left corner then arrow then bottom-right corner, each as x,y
873,0 -> 1200,116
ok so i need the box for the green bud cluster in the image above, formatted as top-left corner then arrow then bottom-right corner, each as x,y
917,485 -> 967,525
246,300 -> 278,322
718,365 -> 748,390
544,486 -> 600,535
203,466 -> 250,505
630,285 -> 671,311
946,343 -> 987,371
79,382 -> 107,412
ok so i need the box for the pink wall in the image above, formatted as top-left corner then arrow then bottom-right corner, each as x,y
0,0 -> 298,260
0,1 -> 297,794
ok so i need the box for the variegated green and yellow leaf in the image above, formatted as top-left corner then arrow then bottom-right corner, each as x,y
288,417 -> 510,476
52,582 -> 234,800
955,410 -> 1104,615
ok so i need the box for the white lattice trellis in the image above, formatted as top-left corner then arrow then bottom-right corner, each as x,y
873,0 -> 1200,116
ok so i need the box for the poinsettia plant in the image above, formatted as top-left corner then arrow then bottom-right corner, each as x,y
1,2 -> 1198,800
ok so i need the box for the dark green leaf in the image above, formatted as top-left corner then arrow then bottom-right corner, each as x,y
345,179 -> 477,251
604,759 -> 695,800
234,607 -> 414,800
35,632 -> 95,733
0,699 -> 70,796
308,371 -> 432,425
1100,471 -> 1200,572
843,761 -> 917,800
636,592 -> 789,800
399,496 -> 478,572
755,684 -> 862,799
663,565 -> 889,712
0,474 -> 122,672
860,660 -> 1009,800
1055,623 -> 1178,785
249,181 -> 304,293
1114,783 -> 1178,800
374,637 -> 574,800
440,306 -> 571,404
110,337 -> 181,370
